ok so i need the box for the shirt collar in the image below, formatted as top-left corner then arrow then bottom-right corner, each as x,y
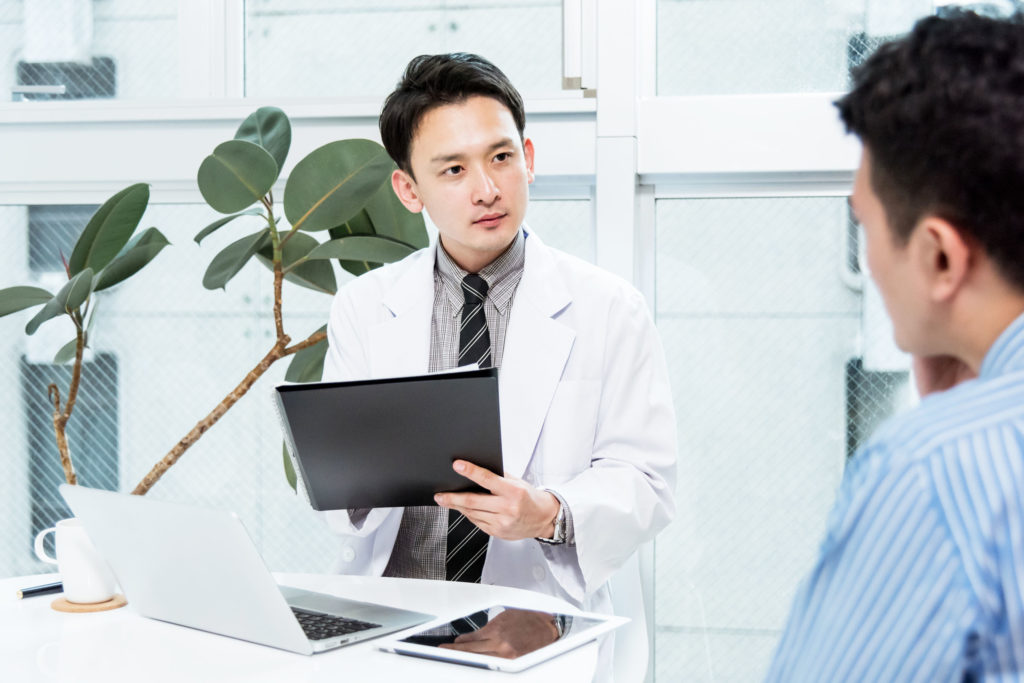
435,229 -> 526,315
979,309 -> 1024,379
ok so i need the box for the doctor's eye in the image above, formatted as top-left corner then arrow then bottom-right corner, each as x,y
442,165 -> 464,176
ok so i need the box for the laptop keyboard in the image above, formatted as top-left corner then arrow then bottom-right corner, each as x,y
291,607 -> 381,642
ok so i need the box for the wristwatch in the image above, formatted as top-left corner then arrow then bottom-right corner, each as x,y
536,499 -> 566,545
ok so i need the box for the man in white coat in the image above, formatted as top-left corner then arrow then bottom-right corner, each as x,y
321,53 -> 676,677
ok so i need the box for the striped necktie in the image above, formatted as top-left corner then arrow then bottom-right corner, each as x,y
446,273 -> 491,582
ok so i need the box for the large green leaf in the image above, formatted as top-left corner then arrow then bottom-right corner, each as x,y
329,209 -> 377,276
197,140 -> 278,214
284,326 -> 328,383
255,232 -> 337,295
306,235 -> 416,263
194,208 -> 263,245
94,227 -> 170,292
284,139 -> 393,232
25,297 -> 63,336
234,107 -> 291,178
363,182 -> 429,249
68,184 -> 150,276
202,229 -> 271,290
282,442 -> 297,493
0,286 -> 53,317
26,268 -> 94,335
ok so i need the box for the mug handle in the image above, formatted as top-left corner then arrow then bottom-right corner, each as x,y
34,527 -> 58,564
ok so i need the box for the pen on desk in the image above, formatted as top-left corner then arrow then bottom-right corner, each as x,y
16,581 -> 63,599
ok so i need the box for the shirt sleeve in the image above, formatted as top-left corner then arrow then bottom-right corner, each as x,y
541,488 -> 576,546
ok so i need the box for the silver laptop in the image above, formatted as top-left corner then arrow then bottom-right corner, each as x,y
59,484 -> 432,654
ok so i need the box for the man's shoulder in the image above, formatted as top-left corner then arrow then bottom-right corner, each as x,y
838,370 -> 1024,545
861,369 -> 1024,470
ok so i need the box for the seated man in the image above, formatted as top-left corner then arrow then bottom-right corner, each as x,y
320,53 -> 677,678
768,10 -> 1024,681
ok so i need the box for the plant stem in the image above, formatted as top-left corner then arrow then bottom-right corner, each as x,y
48,384 -> 76,486
63,314 -> 85,422
264,203 -> 287,340
130,324 -> 327,496
284,329 -> 326,355
48,318 -> 85,486
131,336 -> 290,495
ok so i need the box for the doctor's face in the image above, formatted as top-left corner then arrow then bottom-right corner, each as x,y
391,95 -> 535,273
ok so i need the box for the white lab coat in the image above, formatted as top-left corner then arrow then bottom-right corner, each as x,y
320,228 -> 676,670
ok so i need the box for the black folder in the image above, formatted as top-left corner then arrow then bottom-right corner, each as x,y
274,367 -> 503,510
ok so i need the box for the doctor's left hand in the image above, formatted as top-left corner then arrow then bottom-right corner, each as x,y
434,460 -> 560,541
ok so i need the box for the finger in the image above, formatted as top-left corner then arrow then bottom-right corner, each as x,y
444,505 -> 501,534
452,460 -> 508,493
435,491 -> 501,512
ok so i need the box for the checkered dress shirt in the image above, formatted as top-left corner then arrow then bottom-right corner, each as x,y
382,230 -> 526,579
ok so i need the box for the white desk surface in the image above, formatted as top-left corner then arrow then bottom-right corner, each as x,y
1,572 -> 597,682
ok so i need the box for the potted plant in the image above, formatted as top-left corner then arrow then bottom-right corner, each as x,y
0,185 -> 168,485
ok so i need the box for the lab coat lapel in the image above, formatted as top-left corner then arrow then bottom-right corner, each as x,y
499,233 -> 574,479
367,247 -> 434,377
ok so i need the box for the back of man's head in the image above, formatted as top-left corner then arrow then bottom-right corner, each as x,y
379,53 -> 526,178
836,10 -> 1024,292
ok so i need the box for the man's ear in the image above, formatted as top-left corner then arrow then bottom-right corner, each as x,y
523,138 -> 535,184
916,216 -> 971,303
391,168 -> 424,213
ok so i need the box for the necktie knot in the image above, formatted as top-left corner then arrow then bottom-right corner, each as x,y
461,274 -> 489,306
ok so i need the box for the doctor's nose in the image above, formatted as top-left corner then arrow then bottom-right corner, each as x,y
471,170 -> 500,205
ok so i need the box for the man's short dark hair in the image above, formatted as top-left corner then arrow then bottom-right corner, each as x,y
379,53 -> 526,177
835,10 -> 1024,291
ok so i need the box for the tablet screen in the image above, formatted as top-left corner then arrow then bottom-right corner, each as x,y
397,605 -> 606,660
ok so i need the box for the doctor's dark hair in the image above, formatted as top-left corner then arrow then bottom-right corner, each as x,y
379,53 -> 526,178
835,9 -> 1024,291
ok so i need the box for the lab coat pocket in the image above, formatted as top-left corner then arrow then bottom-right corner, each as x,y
532,379 -> 601,478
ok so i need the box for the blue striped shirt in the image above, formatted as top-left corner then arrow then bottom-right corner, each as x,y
767,312 -> 1024,682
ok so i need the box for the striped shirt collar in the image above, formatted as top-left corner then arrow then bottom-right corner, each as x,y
435,229 -> 526,316
980,309 -> 1024,379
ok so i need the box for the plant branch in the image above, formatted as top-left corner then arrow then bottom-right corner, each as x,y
47,384 -> 77,486
131,336 -> 292,496
265,207 -> 286,340
283,328 -> 327,356
62,314 -> 86,422
46,315 -> 88,487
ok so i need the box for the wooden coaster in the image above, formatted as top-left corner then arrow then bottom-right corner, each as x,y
51,594 -> 127,613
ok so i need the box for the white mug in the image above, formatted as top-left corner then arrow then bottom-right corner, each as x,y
34,518 -> 117,604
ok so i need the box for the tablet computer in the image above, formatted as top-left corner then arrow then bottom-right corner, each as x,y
274,367 -> 503,510
378,605 -> 627,672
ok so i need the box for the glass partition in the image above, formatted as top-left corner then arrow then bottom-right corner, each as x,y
653,196 -> 913,680
656,0 -> 937,95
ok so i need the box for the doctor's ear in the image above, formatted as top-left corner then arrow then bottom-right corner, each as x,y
391,169 -> 424,214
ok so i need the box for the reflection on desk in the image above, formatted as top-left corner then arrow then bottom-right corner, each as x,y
1,572 -> 598,683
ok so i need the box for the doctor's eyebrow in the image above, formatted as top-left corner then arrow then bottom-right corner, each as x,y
429,138 -> 518,166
